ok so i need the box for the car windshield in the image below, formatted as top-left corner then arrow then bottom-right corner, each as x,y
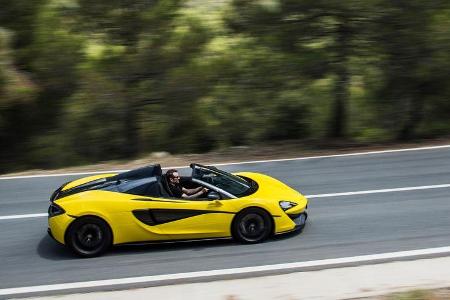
192,165 -> 251,197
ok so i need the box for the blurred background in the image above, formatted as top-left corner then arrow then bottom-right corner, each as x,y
0,0 -> 449,173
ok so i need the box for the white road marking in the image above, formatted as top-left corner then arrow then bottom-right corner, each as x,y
1,144 -> 449,180
0,170 -> 130,180
1,183 -> 449,221
1,246 -> 450,296
0,213 -> 47,220
307,183 -> 450,198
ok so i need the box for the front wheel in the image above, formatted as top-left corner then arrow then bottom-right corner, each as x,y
66,216 -> 112,257
232,208 -> 273,243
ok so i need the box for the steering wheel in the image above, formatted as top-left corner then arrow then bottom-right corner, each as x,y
201,175 -> 215,185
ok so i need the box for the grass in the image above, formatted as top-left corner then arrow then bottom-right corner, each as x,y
378,288 -> 450,300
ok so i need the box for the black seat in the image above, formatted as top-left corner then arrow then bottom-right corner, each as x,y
160,174 -> 174,197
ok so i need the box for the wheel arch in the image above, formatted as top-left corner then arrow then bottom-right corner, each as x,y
64,214 -> 115,246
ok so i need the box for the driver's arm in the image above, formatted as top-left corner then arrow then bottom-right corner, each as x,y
182,186 -> 203,195
181,188 -> 208,199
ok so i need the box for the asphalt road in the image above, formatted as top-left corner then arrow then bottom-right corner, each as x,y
1,147 -> 450,292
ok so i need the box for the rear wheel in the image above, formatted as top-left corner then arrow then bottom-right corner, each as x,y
232,208 -> 273,243
66,216 -> 112,257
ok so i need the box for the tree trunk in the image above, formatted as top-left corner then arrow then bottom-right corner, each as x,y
397,95 -> 424,140
123,101 -> 139,157
329,21 -> 350,138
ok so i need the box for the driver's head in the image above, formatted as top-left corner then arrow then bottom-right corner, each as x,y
166,169 -> 180,184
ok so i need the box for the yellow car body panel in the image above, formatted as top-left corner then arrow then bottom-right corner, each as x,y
62,174 -> 117,191
48,169 -> 308,246
48,213 -> 75,244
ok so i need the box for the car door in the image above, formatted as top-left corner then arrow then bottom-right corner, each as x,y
150,197 -> 239,240
144,164 -> 253,240
124,177 -> 239,241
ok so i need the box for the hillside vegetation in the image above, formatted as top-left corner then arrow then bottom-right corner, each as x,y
0,0 -> 449,172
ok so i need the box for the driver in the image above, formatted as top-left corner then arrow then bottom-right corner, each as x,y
165,169 -> 208,199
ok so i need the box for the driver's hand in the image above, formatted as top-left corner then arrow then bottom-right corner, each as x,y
202,188 -> 209,194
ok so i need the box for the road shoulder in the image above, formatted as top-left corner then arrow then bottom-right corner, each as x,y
23,256 -> 450,300
2,138 -> 450,178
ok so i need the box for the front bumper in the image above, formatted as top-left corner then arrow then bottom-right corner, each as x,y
289,211 -> 308,229
275,211 -> 308,235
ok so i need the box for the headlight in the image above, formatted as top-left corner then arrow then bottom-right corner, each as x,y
48,203 -> 65,217
279,201 -> 298,211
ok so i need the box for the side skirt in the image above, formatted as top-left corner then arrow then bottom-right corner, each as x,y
114,236 -> 233,247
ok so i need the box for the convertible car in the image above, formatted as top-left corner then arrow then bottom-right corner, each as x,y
47,164 -> 308,257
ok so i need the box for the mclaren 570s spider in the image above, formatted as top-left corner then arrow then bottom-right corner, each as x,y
47,164 -> 308,257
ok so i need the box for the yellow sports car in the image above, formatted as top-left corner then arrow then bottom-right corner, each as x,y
47,164 -> 308,257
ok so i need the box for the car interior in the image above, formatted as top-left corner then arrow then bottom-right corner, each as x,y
111,164 -> 223,200
160,174 -> 221,200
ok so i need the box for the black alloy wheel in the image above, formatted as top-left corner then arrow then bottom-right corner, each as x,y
232,208 -> 273,243
66,216 -> 112,257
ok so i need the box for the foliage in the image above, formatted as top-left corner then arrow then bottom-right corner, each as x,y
0,0 -> 449,172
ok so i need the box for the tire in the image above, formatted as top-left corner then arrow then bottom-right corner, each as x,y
65,216 -> 112,258
232,208 -> 273,244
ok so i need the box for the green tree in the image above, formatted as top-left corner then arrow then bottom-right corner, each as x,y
0,28 -> 38,171
227,0 -> 382,138
0,0 -> 45,68
374,0 -> 450,140
72,0 -> 210,155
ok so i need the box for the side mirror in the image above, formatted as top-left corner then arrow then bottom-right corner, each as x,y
207,191 -> 220,200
